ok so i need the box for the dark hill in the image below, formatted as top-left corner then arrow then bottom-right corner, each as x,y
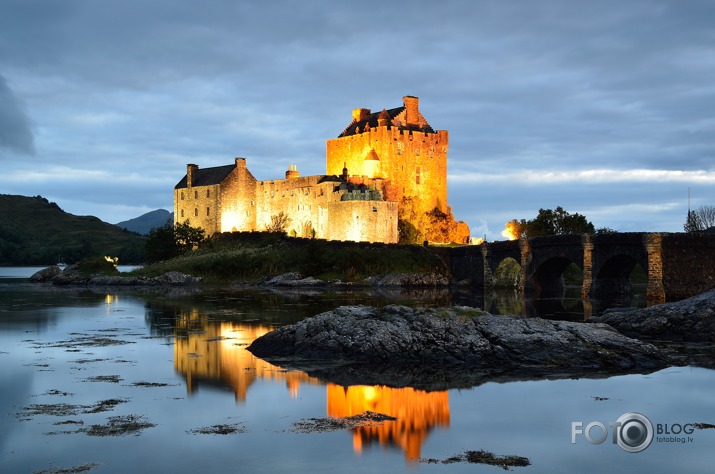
0,194 -> 146,265
116,209 -> 172,235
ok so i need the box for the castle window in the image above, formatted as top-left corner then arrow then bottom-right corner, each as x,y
194,208 -> 198,217
291,190 -> 294,196
416,176 -> 421,185
194,190 -> 198,199
181,192 -> 184,200
397,142 -> 403,155
206,189 -> 210,198
430,147 -> 435,159
282,191 -> 286,197
181,209 -> 184,218
416,166 -> 421,174
416,148 -> 420,156
206,207 -> 210,216
271,191 -> 274,198
251,200 -> 254,207
372,206 -> 377,212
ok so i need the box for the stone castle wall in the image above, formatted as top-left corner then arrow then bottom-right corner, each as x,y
174,183 -> 222,235
326,126 -> 448,217
325,200 -> 398,243
176,159 -> 399,243
219,158 -> 257,233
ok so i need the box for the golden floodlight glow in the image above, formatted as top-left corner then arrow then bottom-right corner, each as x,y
326,384 -> 450,461
501,221 -> 520,241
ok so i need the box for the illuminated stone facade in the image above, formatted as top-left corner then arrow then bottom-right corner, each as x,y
175,158 -> 397,243
174,95 -> 459,244
327,96 -> 448,217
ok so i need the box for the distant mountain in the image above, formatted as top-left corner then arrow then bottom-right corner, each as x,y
116,209 -> 173,236
0,194 -> 146,265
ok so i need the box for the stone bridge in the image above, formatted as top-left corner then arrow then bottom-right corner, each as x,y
442,232 -> 715,304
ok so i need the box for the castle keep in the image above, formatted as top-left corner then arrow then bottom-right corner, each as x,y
174,96 -> 461,244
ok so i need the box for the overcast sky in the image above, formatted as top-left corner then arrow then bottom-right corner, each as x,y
1,0 -> 714,240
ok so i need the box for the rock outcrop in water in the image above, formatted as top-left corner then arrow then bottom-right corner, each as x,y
30,265 -> 202,286
247,305 -> 668,384
590,288 -> 715,342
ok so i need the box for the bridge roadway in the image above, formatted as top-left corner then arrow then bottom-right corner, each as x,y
442,232 -> 715,305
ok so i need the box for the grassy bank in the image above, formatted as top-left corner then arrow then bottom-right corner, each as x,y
135,232 -> 447,283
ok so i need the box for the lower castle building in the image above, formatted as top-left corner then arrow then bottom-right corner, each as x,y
174,158 -> 398,243
174,95 -> 466,244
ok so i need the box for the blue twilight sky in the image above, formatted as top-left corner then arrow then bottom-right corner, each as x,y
1,0 -> 713,241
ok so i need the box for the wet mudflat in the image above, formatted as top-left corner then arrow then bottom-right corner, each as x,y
1,282 -> 714,473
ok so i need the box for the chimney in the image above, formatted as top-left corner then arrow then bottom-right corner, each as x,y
352,108 -> 371,122
186,164 -> 199,188
286,164 -> 300,179
235,157 -> 246,168
403,96 -> 419,126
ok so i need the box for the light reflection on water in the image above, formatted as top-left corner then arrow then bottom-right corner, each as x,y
0,282 -> 713,473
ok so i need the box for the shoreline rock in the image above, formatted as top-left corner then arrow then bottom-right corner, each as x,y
590,288 -> 715,342
247,305 -> 668,388
29,265 -> 202,286
258,271 -> 449,288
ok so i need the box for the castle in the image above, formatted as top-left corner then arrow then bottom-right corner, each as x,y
174,96 -> 465,243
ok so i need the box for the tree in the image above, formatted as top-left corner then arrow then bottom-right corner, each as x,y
175,220 -> 206,252
265,212 -> 291,234
685,205 -> 715,232
398,219 -> 423,244
145,220 -> 205,263
504,207 -> 595,239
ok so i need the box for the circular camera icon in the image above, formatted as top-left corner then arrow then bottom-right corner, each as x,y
616,412 -> 653,453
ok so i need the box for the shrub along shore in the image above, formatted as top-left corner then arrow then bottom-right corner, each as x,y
57,232 -> 448,285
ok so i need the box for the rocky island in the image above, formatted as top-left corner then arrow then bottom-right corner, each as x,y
247,304 -> 668,390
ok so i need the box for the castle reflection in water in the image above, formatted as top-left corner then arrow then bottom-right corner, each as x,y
173,309 -> 450,460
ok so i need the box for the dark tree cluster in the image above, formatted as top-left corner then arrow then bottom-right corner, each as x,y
506,206 -> 596,238
145,220 -> 206,263
685,205 -> 715,232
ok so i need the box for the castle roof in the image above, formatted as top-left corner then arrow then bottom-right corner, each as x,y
174,164 -> 236,189
338,106 -> 435,138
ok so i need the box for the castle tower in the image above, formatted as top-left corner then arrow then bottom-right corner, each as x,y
326,96 -> 449,219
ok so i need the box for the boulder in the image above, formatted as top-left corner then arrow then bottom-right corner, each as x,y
590,288 -> 715,342
247,305 -> 667,383
29,265 -> 63,282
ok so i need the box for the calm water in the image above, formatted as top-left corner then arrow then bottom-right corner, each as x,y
1,269 -> 713,473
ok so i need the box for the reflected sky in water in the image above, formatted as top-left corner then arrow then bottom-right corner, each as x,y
0,282 -> 713,473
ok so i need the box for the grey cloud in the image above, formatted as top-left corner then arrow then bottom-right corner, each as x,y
0,75 -> 34,155
1,0 -> 714,229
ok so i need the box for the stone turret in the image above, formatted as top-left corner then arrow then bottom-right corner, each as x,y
286,164 -> 300,179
